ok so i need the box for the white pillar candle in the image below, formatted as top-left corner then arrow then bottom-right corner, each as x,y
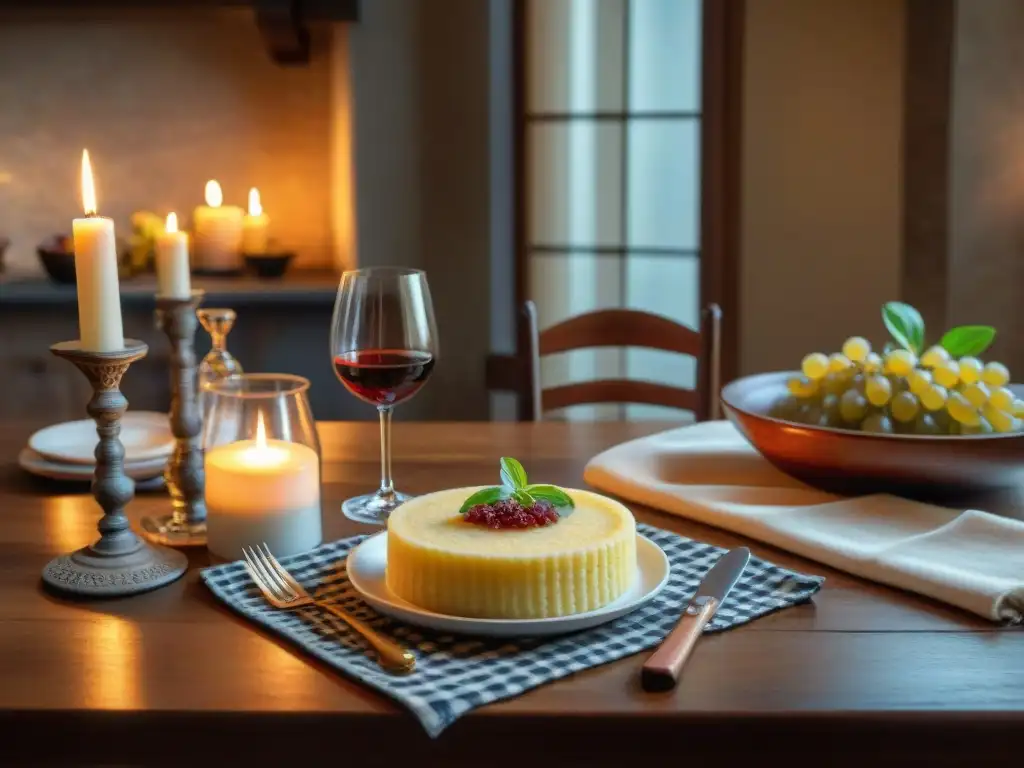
193,180 -> 243,272
242,187 -> 270,255
205,415 -> 322,561
73,149 -> 124,353
155,212 -> 191,299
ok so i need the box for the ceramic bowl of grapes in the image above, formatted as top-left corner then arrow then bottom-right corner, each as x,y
721,302 -> 1024,496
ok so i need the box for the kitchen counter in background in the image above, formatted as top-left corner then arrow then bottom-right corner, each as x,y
0,270 -> 340,306
0,270 -> 373,424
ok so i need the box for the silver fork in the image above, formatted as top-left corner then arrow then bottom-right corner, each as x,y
243,543 -> 415,674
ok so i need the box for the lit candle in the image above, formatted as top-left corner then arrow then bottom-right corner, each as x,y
73,149 -> 124,352
192,180 -> 243,273
242,187 -> 270,255
205,413 -> 322,561
155,212 -> 191,299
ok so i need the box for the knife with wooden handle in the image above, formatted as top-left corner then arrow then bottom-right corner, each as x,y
641,547 -> 750,692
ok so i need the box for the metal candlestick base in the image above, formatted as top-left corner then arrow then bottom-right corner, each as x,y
142,291 -> 208,548
42,340 -> 188,597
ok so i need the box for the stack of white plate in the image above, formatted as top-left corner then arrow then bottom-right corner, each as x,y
20,412 -> 174,491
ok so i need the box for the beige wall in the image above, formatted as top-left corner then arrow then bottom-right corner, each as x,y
740,0 -> 905,375
948,0 -> 1024,372
0,10 -> 337,272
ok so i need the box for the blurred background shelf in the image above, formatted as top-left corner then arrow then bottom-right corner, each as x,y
0,270 -> 340,306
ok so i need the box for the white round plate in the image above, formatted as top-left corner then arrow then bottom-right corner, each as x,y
346,532 -> 670,638
19,448 -> 168,484
28,412 -> 173,465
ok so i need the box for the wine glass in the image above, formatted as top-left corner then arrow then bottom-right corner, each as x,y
330,267 -> 438,525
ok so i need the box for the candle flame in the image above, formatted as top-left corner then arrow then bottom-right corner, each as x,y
205,179 -> 223,208
81,149 -> 97,215
255,411 -> 267,450
165,212 -> 178,233
248,187 -> 262,217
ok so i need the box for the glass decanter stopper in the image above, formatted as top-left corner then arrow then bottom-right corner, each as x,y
198,308 -> 243,394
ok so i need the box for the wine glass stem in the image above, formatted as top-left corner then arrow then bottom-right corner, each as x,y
377,405 -> 395,499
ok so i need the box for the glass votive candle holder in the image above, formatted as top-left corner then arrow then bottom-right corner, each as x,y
203,373 -> 322,561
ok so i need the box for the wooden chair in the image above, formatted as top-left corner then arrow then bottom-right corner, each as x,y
487,302 -> 722,422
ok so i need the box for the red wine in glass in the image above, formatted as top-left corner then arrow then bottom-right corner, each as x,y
330,267 -> 438,525
332,349 -> 435,406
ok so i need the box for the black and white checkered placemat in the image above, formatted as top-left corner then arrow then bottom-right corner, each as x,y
201,523 -> 823,737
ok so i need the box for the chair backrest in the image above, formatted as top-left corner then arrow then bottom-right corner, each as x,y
485,301 -> 721,421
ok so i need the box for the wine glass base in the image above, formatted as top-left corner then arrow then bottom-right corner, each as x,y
140,514 -> 208,548
342,491 -> 412,526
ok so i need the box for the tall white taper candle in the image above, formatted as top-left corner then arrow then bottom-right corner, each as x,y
73,149 -> 124,352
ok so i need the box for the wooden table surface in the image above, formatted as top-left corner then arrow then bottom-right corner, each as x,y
2,421 -> 1022,767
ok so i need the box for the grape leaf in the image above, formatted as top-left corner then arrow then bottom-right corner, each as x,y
458,486 -> 507,514
939,326 -> 996,358
882,302 -> 925,354
499,456 -> 528,489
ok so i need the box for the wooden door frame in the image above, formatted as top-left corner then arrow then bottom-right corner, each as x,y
502,0 -> 744,402
699,0 -> 744,386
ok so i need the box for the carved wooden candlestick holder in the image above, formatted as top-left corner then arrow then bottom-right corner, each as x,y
42,340 -> 188,597
142,291 -> 208,547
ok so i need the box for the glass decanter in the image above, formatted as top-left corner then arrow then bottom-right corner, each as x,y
198,308 -> 243,396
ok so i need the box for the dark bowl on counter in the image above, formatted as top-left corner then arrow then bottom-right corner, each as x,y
244,251 -> 294,279
37,235 -> 134,284
37,236 -> 76,284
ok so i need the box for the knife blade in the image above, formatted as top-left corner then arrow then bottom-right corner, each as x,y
641,546 -> 751,692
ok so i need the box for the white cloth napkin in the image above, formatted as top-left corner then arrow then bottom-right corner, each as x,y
583,420 -> 1024,623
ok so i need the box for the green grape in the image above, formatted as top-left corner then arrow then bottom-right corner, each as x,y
850,373 -> 867,394
861,412 -> 893,434
884,349 -> 917,376
787,375 -> 819,398
920,345 -> 951,369
930,408 -> 952,431
829,353 -> 853,373
865,374 -> 892,406
932,360 -> 960,389
981,361 -> 1010,387
958,356 -> 983,385
920,383 -> 948,411
863,352 -> 883,374
961,381 -> 990,408
890,391 -> 920,423
801,352 -> 830,380
982,403 -> 1015,433
947,420 -> 962,435
1013,399 -> 1024,418
947,391 -> 981,426
822,372 -> 848,395
796,403 -> 823,425
768,395 -> 801,421
842,336 -> 871,363
988,386 -> 1014,413
914,413 -> 942,435
839,389 -> 868,423
907,368 -> 932,396
821,393 -> 840,420
818,412 -> 844,429
962,417 -> 994,435
887,373 -> 908,394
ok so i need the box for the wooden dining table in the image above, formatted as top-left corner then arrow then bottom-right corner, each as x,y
2,420 -> 1022,766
